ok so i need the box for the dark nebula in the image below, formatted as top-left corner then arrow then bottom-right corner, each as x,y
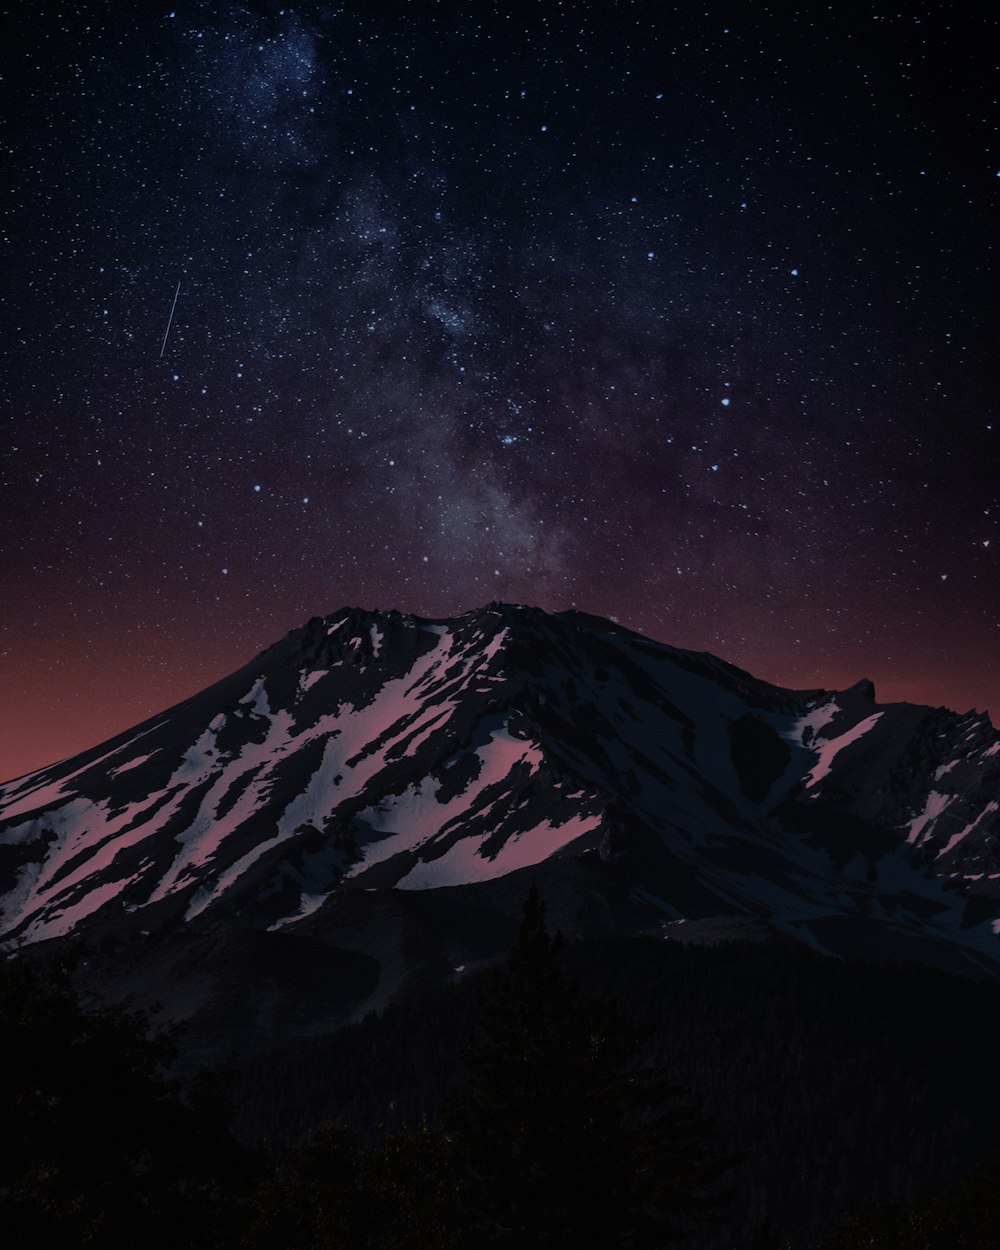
3,2 -> 997,779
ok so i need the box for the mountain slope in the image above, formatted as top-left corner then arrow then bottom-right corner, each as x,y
2,604 -> 999,1049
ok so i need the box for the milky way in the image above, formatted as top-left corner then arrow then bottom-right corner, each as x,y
3,2 -> 997,778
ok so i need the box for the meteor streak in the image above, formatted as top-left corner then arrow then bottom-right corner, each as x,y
159,279 -> 181,359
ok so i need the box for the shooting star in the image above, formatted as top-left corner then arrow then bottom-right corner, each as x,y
159,278 -> 181,359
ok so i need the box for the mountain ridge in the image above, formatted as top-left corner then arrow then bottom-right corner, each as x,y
2,602 -> 999,1055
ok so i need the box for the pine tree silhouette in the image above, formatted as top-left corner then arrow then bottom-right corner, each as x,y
444,885 -> 740,1248
0,946 -> 251,1247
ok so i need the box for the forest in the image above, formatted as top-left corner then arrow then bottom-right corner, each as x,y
3,889 -> 999,1248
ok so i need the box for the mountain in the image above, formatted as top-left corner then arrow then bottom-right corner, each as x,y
2,603 -> 999,1056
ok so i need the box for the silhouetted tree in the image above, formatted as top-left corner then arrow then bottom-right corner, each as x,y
442,885 -> 739,1247
248,1116 -> 467,1250
811,1139 -> 1000,1250
367,1119 -> 467,1250
750,1213 -> 786,1249
0,945 -> 252,1247
248,1122 -> 367,1249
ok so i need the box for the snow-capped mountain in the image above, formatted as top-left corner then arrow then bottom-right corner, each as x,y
2,604 -> 999,1047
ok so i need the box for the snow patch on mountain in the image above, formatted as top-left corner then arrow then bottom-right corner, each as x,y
937,801 -> 999,858
268,891 -> 329,932
111,751 -> 160,777
397,810 -> 602,890
353,724 -> 543,854
805,713 -> 884,786
240,677 -> 271,716
906,790 -> 954,844
788,701 -> 841,746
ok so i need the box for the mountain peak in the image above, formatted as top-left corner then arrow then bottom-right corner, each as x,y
831,677 -> 877,708
2,605 -> 999,1018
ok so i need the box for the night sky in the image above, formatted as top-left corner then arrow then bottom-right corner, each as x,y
3,2 -> 997,781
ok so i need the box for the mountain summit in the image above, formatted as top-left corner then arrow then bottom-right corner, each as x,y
2,604 -> 999,1049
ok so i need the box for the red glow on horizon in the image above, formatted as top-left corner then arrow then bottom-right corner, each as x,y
2,603 -> 996,784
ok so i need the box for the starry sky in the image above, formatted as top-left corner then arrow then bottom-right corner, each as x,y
3,1 -> 997,780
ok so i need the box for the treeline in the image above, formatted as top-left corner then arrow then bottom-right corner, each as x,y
237,930 -> 1000,1244
4,896 -> 1000,1247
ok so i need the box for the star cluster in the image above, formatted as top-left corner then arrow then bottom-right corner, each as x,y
2,2 -> 997,778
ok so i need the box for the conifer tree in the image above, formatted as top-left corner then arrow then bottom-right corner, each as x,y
247,1122 -> 367,1249
0,946 -> 252,1248
443,885 -> 739,1248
